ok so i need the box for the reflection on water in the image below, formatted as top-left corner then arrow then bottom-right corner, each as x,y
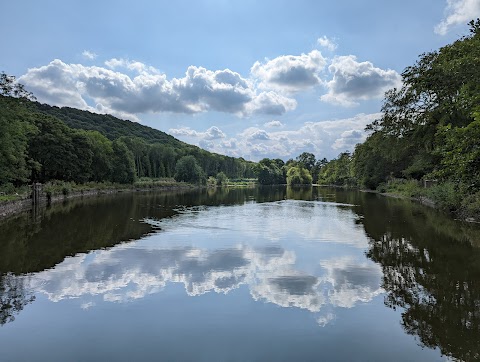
4,199 -> 380,317
0,186 -> 479,361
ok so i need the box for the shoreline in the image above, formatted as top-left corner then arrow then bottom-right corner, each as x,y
0,184 -> 197,221
359,188 -> 480,223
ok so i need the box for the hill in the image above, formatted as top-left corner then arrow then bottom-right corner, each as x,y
0,93 -> 255,188
34,103 -> 184,148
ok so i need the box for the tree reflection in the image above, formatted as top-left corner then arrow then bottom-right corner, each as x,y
360,196 -> 480,362
0,273 -> 35,326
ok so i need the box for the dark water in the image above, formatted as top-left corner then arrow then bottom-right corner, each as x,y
0,186 -> 479,362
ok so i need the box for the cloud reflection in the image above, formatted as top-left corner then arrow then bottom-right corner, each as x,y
23,200 -> 382,324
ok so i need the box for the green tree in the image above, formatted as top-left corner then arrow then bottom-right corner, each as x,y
0,72 -> 36,100
255,158 -> 285,185
286,166 -> 312,185
174,155 -> 205,184
83,130 -> 114,182
435,120 -> 480,190
296,152 -> 316,171
111,139 -> 136,183
0,97 -> 36,185
216,172 -> 229,186
318,152 -> 355,186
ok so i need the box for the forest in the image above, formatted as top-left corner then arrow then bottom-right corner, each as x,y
0,80 -> 256,191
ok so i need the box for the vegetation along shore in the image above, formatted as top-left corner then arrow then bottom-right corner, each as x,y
1,20 -> 479,221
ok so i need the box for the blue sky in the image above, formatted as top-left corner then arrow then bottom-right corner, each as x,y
2,0 -> 479,161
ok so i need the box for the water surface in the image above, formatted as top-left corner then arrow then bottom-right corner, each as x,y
0,186 -> 479,361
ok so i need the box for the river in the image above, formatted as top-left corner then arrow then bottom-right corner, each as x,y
0,186 -> 479,361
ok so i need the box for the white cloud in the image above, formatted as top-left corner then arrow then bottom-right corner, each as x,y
220,138 -> 237,149
245,129 -> 271,141
435,0 -> 480,35
332,129 -> 364,150
321,55 -> 401,107
19,59 -> 297,121
199,139 -> 215,149
317,36 -> 337,51
204,126 -> 226,139
251,50 -> 327,92
245,91 -> 297,115
174,113 -> 379,160
169,126 -> 226,140
82,50 -> 97,60
264,120 -> 284,128
237,113 -> 379,160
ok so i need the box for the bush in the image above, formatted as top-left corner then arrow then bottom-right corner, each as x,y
216,172 -> 229,186
459,191 -> 480,220
426,182 -> 465,212
287,166 -> 312,186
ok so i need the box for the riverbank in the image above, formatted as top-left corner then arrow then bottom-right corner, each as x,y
0,179 -> 197,221
316,181 -> 479,223
359,187 -> 479,223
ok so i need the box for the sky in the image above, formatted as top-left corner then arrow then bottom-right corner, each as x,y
2,0 -> 479,161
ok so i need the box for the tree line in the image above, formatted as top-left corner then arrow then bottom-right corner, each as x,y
315,19 -> 480,219
0,82 -> 256,189
254,152 -> 327,186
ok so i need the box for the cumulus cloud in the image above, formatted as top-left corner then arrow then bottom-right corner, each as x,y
435,0 -> 480,35
82,50 -> 97,60
169,126 -> 226,140
245,129 -> 271,141
321,56 -> 401,107
19,59 -> 297,121
332,129 -> 364,150
245,91 -> 297,115
264,120 -> 284,128
195,113 -> 380,160
317,36 -> 337,51
251,50 -> 327,92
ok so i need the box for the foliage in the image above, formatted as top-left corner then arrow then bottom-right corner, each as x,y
0,81 -> 256,189
313,20 -> 480,219
381,179 -> 422,198
286,166 -> 312,185
434,120 -> 480,190
111,139 -> 136,184
358,19 -> 480,189
318,152 -> 356,187
174,156 -> 205,184
0,99 -> 36,185
0,72 -> 36,101
216,172 -> 229,186
255,158 -> 286,185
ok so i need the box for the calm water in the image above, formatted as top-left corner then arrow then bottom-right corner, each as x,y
0,186 -> 479,362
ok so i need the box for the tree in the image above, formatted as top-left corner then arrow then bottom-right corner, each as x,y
0,72 -> 36,100
296,152 -> 316,171
0,97 -> 37,185
216,172 -> 229,186
318,152 -> 356,187
286,166 -> 312,185
174,156 -> 205,184
255,158 -> 285,185
435,120 -> 480,190
111,139 -> 136,183
83,130 -> 114,182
